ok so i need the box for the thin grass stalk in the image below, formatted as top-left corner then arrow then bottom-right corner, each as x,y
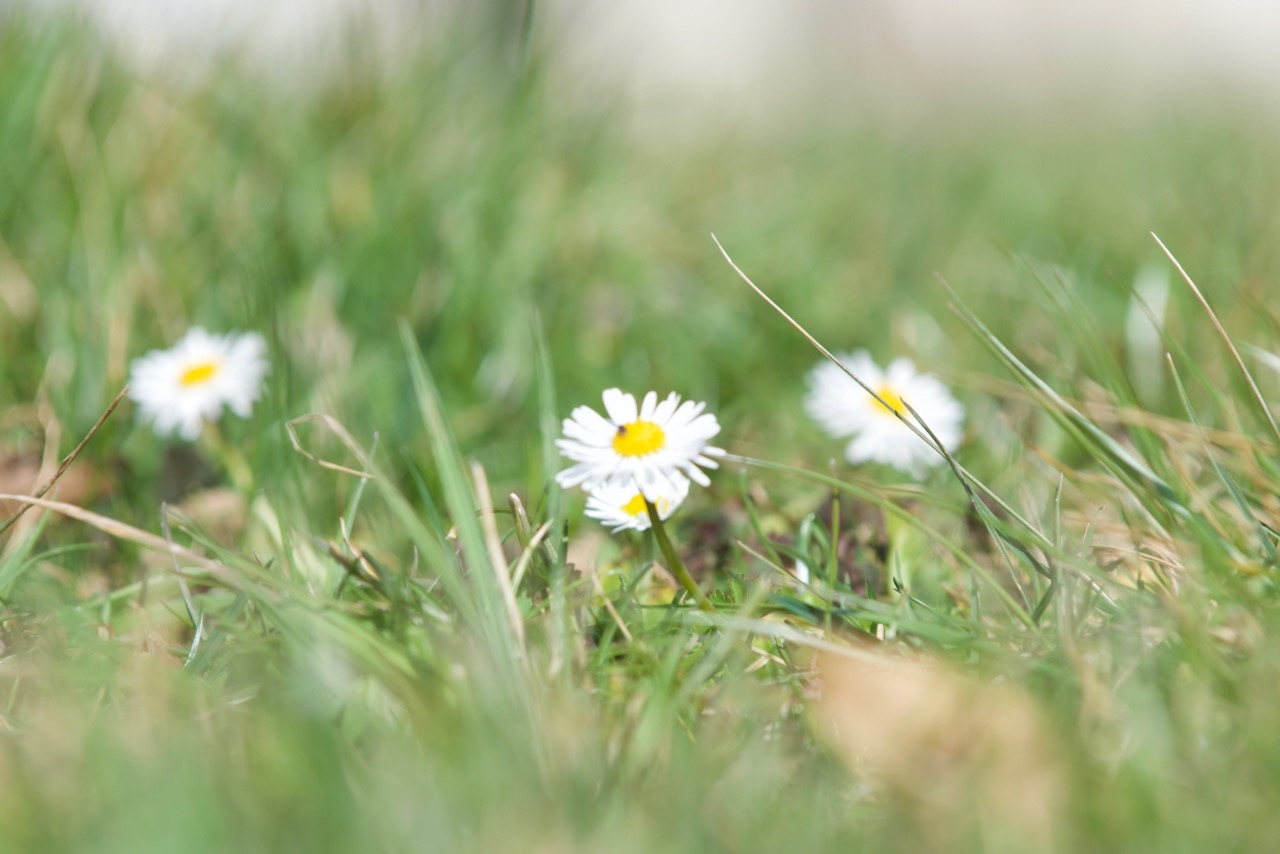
0,385 -> 128,539
1153,231 -> 1280,447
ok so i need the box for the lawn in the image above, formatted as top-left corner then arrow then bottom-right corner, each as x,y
3,10 -> 1280,852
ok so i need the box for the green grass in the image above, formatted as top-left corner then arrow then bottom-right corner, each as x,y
4,11 -> 1280,852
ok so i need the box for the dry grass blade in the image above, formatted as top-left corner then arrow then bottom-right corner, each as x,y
509,520 -> 552,594
472,461 -> 527,655
962,371 -> 1277,455
286,413 -> 377,479
587,564 -> 633,644
1152,231 -> 1280,446
0,385 -> 129,538
0,493 -> 234,585
683,611 -> 899,663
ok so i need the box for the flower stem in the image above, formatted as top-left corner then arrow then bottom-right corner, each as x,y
200,422 -> 255,494
645,499 -> 715,612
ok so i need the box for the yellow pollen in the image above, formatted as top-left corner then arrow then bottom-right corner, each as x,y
179,361 -> 220,387
621,494 -> 648,517
612,420 -> 665,457
873,385 -> 906,417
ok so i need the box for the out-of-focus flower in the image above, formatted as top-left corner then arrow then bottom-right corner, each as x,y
805,350 -> 963,478
128,327 -> 269,440
1125,265 -> 1170,403
555,389 -> 724,500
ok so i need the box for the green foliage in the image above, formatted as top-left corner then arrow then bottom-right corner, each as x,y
4,10 -> 1280,853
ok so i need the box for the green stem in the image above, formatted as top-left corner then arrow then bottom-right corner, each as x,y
825,488 -> 840,635
201,421 -> 254,494
645,499 -> 715,612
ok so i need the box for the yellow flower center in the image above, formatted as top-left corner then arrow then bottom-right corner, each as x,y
613,420 -> 665,457
621,493 -> 649,517
179,361 -> 220,387
873,385 -> 906,418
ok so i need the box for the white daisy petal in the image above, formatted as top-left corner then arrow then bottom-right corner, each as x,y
639,390 -> 658,421
885,357 -> 917,385
846,351 -> 883,381
556,388 -> 725,504
806,351 -> 964,479
562,414 -> 609,444
128,327 -> 269,441
601,388 -> 637,425
668,399 -> 707,431
804,356 -> 873,437
652,393 -> 679,424
554,462 -> 598,489
684,467 -> 711,487
583,475 -> 690,532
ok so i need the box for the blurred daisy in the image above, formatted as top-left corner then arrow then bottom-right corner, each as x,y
556,389 -> 725,500
583,474 -> 690,532
129,327 -> 269,440
805,350 -> 963,478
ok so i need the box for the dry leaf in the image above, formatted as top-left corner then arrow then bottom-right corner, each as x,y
812,648 -> 1063,851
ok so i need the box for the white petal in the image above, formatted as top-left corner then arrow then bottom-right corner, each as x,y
562,414 -> 610,445
652,393 -> 680,424
601,388 -> 637,425
684,466 -> 711,487
639,390 -> 658,421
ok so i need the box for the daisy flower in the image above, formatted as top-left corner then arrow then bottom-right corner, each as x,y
128,327 -> 269,440
555,389 -> 725,500
583,474 -> 690,532
805,350 -> 963,478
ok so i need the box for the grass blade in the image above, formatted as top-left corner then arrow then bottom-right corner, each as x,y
1153,231 -> 1280,447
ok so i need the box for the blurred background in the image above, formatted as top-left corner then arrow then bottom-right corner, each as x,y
4,0 -> 1279,497
32,0 -> 1280,124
